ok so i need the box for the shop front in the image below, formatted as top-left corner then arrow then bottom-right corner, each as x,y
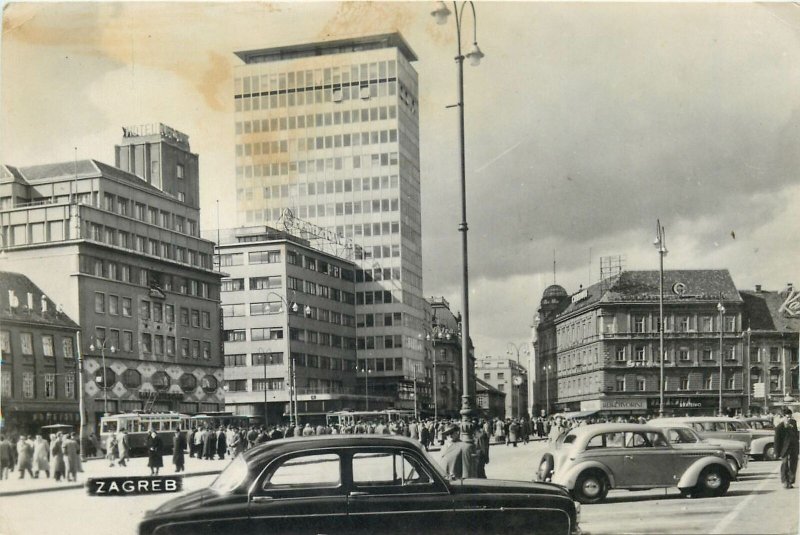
646,396 -> 745,416
1,402 -> 80,437
580,397 -> 648,417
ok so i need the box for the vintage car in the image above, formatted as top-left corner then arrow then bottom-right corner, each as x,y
534,423 -> 734,504
140,435 -> 581,535
737,417 -> 776,461
648,424 -> 748,476
648,417 -> 753,449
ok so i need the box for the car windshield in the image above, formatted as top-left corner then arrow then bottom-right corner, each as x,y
210,455 -> 249,494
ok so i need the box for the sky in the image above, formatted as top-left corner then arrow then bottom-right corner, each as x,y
3,1 -> 800,362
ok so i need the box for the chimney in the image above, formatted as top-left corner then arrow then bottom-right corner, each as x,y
755,285 -> 762,292
788,282 -> 794,292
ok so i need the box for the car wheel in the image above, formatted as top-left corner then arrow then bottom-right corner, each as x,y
537,455 -> 554,482
763,444 -> 776,461
694,466 -> 730,498
573,470 -> 609,504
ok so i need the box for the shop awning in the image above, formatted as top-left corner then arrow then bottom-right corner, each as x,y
552,410 -> 599,419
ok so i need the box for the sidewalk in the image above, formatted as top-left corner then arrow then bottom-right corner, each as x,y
0,455 -> 230,497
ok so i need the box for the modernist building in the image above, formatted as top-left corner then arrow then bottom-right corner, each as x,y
0,124 -> 223,431
739,284 -> 799,412
476,355 -> 529,419
533,270 -> 749,417
0,272 -> 80,435
215,225 -> 364,424
232,33 -> 426,409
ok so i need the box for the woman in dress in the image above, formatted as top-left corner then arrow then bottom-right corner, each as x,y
146,428 -> 163,476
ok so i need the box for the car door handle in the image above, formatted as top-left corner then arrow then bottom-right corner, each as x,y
349,491 -> 368,497
250,496 -> 273,503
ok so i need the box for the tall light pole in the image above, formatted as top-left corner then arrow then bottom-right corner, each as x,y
654,220 -> 668,416
264,291 -> 307,426
89,335 -> 116,415
545,363 -> 552,416
717,302 -> 726,415
360,358 -> 371,411
432,1 -> 484,450
746,327 -> 751,414
75,331 -> 86,458
256,348 -> 269,428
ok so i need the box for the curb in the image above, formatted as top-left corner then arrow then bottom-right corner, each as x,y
0,469 -> 222,498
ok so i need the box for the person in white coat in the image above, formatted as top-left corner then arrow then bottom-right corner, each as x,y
32,435 -> 50,478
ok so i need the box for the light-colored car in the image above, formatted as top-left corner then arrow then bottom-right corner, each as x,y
651,424 -> 748,476
738,417 -> 776,461
648,417 -> 753,450
534,423 -> 734,504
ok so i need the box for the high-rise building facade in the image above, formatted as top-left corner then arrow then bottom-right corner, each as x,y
215,225 -> 360,424
232,33 -> 425,408
0,125 -> 223,431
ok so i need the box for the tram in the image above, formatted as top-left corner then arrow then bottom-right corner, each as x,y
99,412 -> 191,456
325,409 -> 415,428
190,412 -> 255,430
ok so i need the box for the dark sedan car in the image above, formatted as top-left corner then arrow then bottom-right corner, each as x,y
140,435 -> 580,535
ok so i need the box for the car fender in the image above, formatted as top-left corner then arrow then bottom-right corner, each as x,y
677,457 -> 733,488
749,436 -> 772,455
553,460 -> 614,490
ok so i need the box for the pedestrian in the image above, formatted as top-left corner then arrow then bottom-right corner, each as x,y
774,407 -> 799,489
508,420 -> 520,447
106,433 -> 119,467
193,427 -> 205,458
32,435 -> 50,478
146,428 -> 163,476
172,429 -> 187,473
203,427 -> 216,460
420,423 -> 430,451
215,427 -> 227,460
16,435 -> 34,479
440,424 -> 477,480
63,433 -> 81,482
494,419 -> 505,444
118,430 -> 130,467
302,423 -> 314,437
49,433 -> 65,482
474,424 -> 490,479
188,428 -> 197,458
0,434 -> 14,480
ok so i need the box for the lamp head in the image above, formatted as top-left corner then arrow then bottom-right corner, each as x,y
89,343 -> 95,351
466,43 -> 484,66
304,305 -> 312,317
110,346 -> 116,354
291,302 -> 299,313
431,1 -> 451,25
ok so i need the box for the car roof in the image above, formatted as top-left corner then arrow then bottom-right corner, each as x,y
564,423 -> 665,436
241,434 -> 426,464
649,416 -> 739,422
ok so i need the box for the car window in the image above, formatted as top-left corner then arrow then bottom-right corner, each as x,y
586,435 -> 604,449
264,453 -> 340,490
729,421 -> 748,431
624,432 -> 651,448
353,452 -> 432,487
604,433 -> 624,448
563,433 -> 577,444
712,422 -> 729,431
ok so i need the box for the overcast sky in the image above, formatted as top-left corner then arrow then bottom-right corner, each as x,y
3,1 -> 800,361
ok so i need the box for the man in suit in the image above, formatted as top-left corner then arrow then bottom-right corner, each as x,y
774,407 -> 799,489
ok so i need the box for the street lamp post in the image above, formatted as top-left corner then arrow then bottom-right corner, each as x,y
717,302 -> 726,415
75,331 -> 86,458
545,363 -> 552,416
654,220 -> 668,417
360,358 -> 371,411
432,0 -> 484,449
746,327 -> 751,414
263,290 -> 308,426
89,335 -> 116,415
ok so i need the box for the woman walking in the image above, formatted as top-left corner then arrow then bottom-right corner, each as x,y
172,429 -> 186,473
147,428 -> 163,476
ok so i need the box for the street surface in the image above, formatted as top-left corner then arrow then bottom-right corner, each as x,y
0,441 -> 796,535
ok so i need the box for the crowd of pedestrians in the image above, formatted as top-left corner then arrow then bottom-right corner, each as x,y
0,432 -> 82,482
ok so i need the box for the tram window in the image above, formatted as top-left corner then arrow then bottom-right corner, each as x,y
102,420 -> 118,433
150,422 -> 161,431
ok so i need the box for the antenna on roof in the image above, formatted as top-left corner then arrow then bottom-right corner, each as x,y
553,249 -> 556,285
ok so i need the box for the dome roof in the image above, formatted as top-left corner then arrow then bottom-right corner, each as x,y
542,284 -> 568,299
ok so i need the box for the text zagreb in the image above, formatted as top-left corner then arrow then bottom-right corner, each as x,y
87,476 -> 183,496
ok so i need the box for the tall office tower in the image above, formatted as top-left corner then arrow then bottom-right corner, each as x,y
233,34 -> 426,409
